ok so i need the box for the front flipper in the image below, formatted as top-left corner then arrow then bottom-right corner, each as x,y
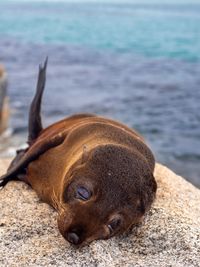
7,148 -> 28,171
0,132 -> 66,188
0,148 -> 28,187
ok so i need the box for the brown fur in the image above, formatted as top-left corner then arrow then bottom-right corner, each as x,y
24,114 -> 156,245
0,61 -> 157,246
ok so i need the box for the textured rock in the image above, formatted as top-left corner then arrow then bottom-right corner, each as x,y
0,159 -> 200,267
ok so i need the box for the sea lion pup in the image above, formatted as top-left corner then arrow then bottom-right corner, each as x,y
0,59 -> 157,246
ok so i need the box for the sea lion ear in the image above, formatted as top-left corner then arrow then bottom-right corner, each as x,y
81,145 -> 89,164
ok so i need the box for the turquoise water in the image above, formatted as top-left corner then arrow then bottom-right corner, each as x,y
0,1 -> 200,186
0,1 -> 200,61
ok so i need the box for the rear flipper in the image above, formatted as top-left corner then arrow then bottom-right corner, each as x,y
0,58 -> 47,188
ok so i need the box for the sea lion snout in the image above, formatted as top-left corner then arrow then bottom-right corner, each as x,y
65,225 -> 93,246
66,231 -> 81,245
58,211 -> 123,246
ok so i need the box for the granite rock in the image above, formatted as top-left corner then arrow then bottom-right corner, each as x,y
0,159 -> 200,267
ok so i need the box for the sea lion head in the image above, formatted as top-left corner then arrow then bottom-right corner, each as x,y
57,144 -> 157,246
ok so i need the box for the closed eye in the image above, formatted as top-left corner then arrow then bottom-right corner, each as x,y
107,218 -> 122,235
76,186 -> 91,201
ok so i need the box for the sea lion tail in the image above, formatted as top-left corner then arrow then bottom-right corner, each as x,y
28,57 -> 48,145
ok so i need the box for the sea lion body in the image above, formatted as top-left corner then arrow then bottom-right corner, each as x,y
0,60 -> 157,246
26,114 -> 154,206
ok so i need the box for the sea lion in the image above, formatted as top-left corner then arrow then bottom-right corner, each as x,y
0,59 -> 157,246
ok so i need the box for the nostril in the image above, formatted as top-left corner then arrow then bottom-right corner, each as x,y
66,232 -> 80,245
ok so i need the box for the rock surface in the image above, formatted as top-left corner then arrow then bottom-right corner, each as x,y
0,159 -> 200,267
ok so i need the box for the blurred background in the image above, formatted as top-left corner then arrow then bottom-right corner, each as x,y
0,0 -> 199,187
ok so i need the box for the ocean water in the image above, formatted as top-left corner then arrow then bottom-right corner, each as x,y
0,1 -> 200,186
